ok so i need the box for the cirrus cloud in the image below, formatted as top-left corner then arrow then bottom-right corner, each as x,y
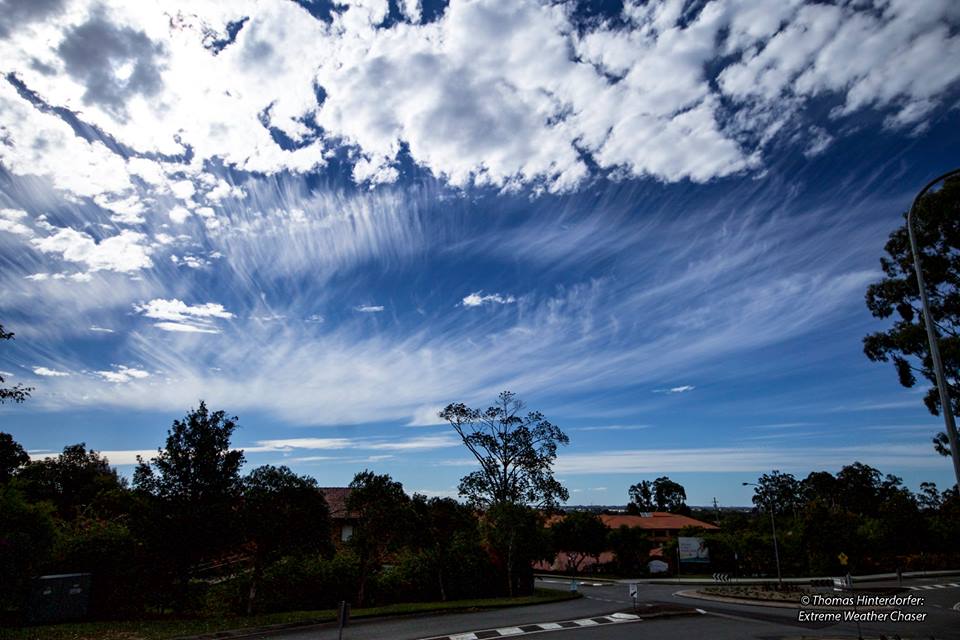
133,298 -> 234,334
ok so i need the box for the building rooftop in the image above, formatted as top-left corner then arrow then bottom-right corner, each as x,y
546,511 -> 718,531
318,487 -> 353,518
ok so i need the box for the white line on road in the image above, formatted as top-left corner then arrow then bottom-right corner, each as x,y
496,627 -> 524,635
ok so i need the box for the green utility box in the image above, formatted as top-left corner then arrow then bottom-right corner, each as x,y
26,573 -> 92,624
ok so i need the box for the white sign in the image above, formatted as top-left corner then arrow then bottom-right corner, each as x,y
648,559 -> 669,574
629,583 -> 638,598
678,537 -> 709,562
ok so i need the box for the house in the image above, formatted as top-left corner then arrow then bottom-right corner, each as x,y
318,487 -> 356,543
597,511 -> 719,542
538,511 -> 718,573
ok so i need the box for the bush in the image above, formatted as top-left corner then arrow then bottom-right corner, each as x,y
53,518 -> 147,618
0,486 -> 56,615
251,551 -> 360,614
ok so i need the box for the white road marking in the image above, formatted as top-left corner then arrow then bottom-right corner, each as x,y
419,613 -> 644,639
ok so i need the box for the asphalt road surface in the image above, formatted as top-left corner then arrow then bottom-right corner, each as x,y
260,575 -> 960,640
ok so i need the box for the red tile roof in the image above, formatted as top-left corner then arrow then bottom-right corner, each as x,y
318,487 -> 353,519
600,512 -> 719,531
546,512 -> 718,531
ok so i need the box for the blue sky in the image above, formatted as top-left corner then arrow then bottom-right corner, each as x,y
2,0 -> 959,506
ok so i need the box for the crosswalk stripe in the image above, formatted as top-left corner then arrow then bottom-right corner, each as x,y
419,611 -> 644,639
910,582 -> 960,591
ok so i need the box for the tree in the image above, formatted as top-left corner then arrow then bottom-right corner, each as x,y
606,525 -> 651,574
0,324 -> 32,404
751,470 -> 800,517
17,443 -> 125,519
439,391 -> 569,509
480,503 -> 551,597
133,401 -> 244,610
346,470 -> 412,606
550,511 -> 609,574
0,485 -> 56,611
652,476 -> 688,513
241,465 -> 332,614
628,476 -> 688,513
0,432 -> 29,483
410,495 -> 478,601
800,471 -> 838,508
627,480 -> 655,512
863,175 -> 960,460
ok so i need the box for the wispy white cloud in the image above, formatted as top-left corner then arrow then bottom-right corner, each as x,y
570,425 -> 651,432
248,433 -> 459,453
96,365 -> 150,383
33,366 -> 70,377
0,208 -> 33,236
354,305 -> 384,313
655,385 -> 695,394
134,299 -> 234,334
555,443 -> 940,475
29,449 -> 156,466
461,292 -> 516,307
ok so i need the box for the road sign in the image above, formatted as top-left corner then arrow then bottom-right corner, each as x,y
713,573 -> 730,583
838,552 -> 848,566
832,575 -> 852,592
629,583 -> 638,598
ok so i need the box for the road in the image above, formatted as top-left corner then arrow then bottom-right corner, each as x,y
259,575 -> 960,640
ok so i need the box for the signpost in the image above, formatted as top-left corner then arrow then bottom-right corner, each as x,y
629,583 -> 638,611
337,600 -> 350,640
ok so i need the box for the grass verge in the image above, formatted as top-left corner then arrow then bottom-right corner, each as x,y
0,589 -> 580,640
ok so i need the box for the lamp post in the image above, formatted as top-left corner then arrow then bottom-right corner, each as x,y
743,482 -> 782,585
906,168 -> 960,489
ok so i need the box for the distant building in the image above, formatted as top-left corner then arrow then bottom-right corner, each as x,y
538,511 -> 719,573
318,487 -> 356,542
597,511 -> 719,542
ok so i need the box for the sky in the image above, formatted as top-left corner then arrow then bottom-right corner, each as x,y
1,0 -> 959,507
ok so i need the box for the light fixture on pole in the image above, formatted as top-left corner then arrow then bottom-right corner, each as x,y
743,482 -> 782,585
906,168 -> 960,489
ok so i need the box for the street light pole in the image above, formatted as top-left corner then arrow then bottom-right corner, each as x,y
767,505 -> 782,586
906,168 -> 960,489
744,482 -> 783,585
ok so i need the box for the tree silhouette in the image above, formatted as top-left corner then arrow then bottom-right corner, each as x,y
439,391 -> 569,509
0,324 -> 32,405
241,465 -> 331,614
864,175 -> 960,457
134,401 -> 244,610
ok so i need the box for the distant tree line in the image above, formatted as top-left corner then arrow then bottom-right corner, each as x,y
700,465 -> 960,577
